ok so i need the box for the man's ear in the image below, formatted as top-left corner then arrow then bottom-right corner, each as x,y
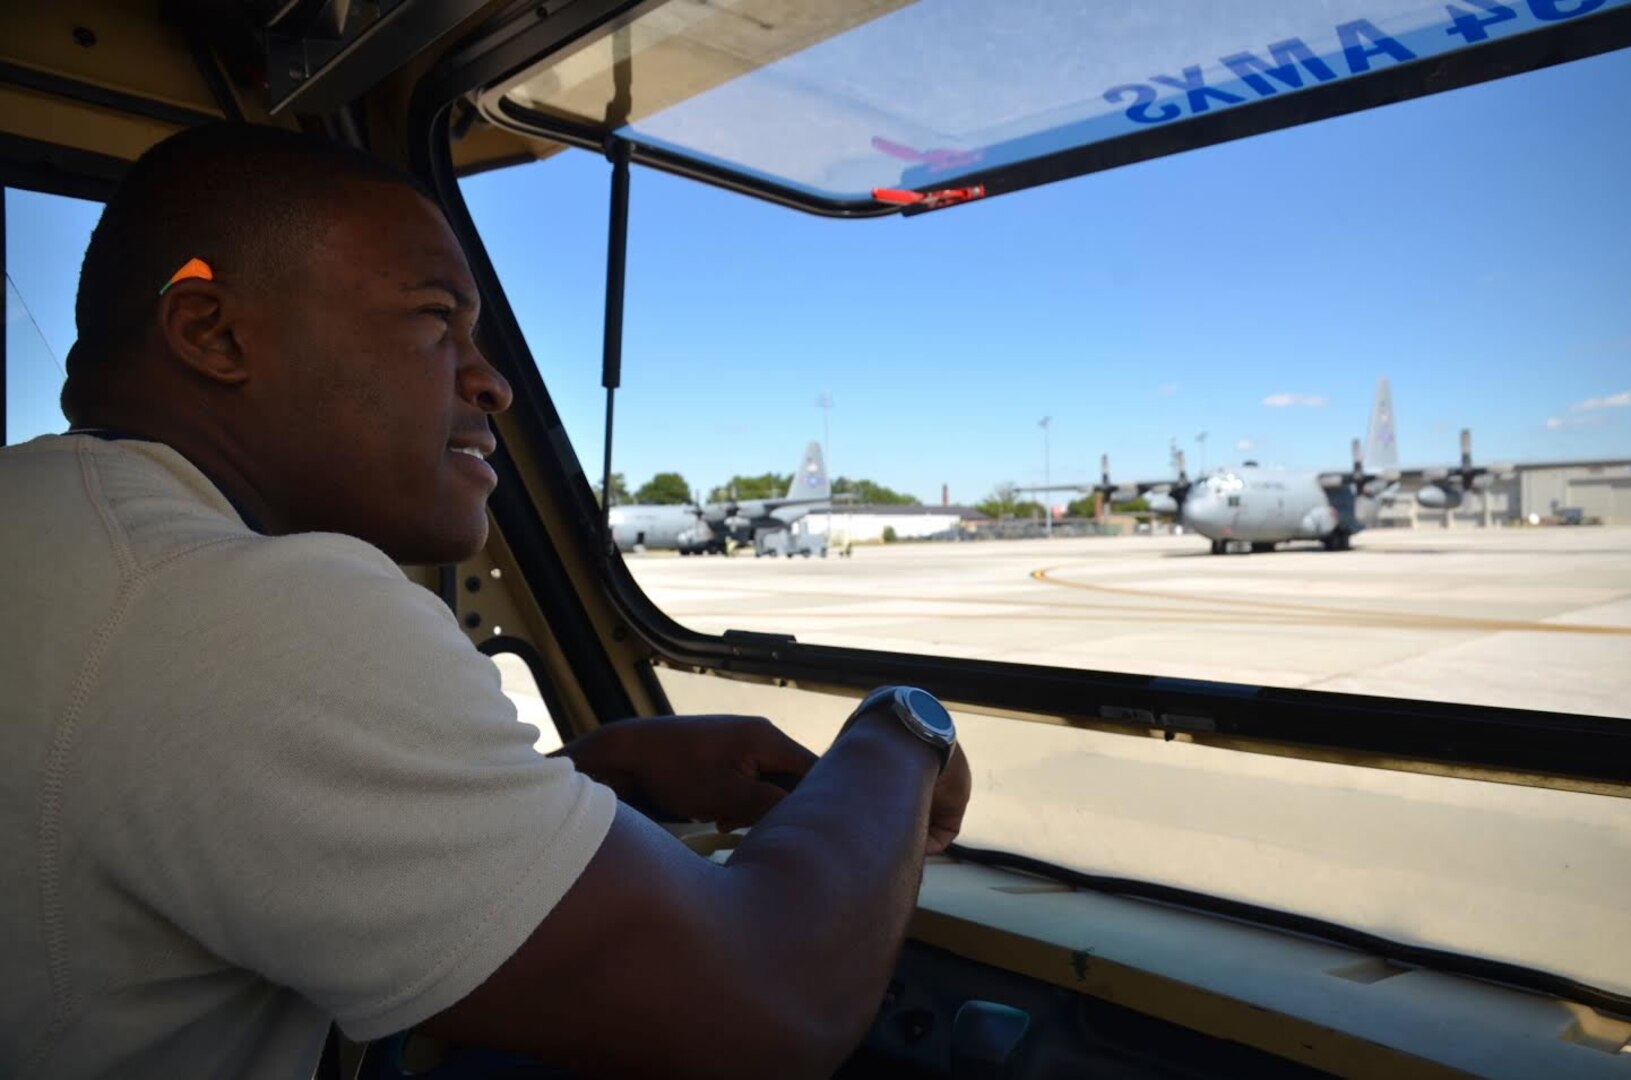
156,281 -> 248,386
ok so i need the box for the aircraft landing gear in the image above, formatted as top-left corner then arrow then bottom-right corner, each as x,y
1209,539 -> 1227,555
1251,542 -> 1275,554
1322,531 -> 1352,552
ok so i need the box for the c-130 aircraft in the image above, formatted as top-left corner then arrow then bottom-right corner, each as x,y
608,442 -> 836,555
1046,380 -> 1512,554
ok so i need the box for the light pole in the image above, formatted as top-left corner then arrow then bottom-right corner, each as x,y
1039,416 -> 1052,538
817,390 -> 834,544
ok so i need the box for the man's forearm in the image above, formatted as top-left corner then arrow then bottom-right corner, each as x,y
722,711 -> 940,1061
554,707 -> 943,1064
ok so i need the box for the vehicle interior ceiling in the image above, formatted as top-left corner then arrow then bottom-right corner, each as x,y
3,1 -> 1630,1077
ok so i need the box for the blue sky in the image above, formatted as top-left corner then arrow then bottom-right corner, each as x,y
8,47 -> 1629,504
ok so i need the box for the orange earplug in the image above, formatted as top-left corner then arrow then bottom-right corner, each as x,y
159,257 -> 214,295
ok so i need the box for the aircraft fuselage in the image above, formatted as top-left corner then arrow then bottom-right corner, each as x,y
607,506 -> 712,552
1182,467 -> 1358,547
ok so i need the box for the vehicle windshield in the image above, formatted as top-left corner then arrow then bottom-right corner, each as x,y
463,43 -> 1631,723
464,57 -> 1631,990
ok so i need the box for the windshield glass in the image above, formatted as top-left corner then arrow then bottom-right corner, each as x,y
463,45 -> 1631,722
486,0 -> 1629,203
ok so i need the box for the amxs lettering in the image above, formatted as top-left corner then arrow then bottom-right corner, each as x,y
1105,20 -> 1418,125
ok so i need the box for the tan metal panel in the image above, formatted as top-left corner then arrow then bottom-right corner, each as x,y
0,2 -> 224,125
0,83 -> 179,161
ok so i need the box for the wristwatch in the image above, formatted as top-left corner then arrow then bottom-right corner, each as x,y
855,685 -> 957,772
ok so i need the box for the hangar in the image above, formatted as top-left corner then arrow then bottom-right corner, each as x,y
1379,458 -> 1631,528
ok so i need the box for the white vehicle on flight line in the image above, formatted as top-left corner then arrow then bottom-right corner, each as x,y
1056,380 -> 1514,553
608,442 -> 835,555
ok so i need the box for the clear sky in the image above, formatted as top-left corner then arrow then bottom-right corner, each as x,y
8,47 -> 1629,505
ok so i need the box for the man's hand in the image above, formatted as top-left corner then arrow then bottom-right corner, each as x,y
926,743 -> 971,855
555,715 -> 817,831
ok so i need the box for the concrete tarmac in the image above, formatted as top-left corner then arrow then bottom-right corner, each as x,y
635,527 -> 1631,1004
627,526 -> 1631,719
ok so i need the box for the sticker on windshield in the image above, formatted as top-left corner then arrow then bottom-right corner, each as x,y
1104,2 -> 1615,128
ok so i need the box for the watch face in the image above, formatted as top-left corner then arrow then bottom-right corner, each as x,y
902,688 -> 955,740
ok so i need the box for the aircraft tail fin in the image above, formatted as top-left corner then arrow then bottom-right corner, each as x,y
788,441 -> 830,501
1365,377 -> 1399,469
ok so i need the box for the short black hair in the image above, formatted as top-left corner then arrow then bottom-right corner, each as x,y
65,123 -> 428,417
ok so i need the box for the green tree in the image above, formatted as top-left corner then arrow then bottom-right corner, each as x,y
881,525 -> 899,543
976,482 -> 1018,519
634,471 -> 692,505
1065,494 -> 1151,517
594,472 -> 630,507
708,473 -> 791,502
1065,495 -> 1097,518
832,477 -> 919,505
976,483 -> 1046,520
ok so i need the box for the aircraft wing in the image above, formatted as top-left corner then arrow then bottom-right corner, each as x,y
1019,453 -> 1191,503
761,492 -> 856,511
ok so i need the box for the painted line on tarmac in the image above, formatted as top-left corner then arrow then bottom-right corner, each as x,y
1029,565 -> 1631,637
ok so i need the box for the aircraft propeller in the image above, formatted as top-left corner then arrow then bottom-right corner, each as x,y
1092,453 -> 1184,512
1352,436 -> 1399,496
1146,450 -> 1193,510
1319,437 -> 1399,496
1417,428 -> 1514,510
1091,454 -> 1141,505
1093,450 -> 1193,517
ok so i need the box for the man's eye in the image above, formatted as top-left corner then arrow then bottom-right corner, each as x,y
422,306 -> 454,322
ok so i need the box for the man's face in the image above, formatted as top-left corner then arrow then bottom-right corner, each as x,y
238,181 -> 512,564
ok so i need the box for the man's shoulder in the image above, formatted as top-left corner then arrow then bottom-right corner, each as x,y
169,525 -> 412,609
2,434 -> 404,583
3,434 -> 248,566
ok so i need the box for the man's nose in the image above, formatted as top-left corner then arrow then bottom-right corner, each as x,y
460,349 -> 514,415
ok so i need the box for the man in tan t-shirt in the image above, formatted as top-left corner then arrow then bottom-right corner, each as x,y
0,123 -> 970,1079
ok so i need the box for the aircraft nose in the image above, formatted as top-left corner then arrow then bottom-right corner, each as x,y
1184,493 -> 1224,535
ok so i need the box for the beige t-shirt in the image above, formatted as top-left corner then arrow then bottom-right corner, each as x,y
0,434 -> 616,1078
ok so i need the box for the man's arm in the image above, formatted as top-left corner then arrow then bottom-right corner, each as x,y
422,706 -> 967,1079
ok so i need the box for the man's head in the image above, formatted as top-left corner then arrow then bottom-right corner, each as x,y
67,123 -> 511,564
